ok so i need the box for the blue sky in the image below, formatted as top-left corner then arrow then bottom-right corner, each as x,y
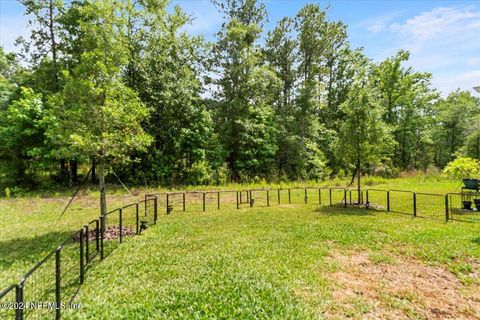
1,0 -> 479,95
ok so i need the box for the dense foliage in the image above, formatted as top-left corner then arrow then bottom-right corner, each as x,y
1,0 -> 479,190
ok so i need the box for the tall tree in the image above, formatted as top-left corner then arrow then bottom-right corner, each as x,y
373,50 -> 438,170
337,55 -> 394,202
432,91 -> 480,167
212,0 -> 280,180
48,0 -> 152,215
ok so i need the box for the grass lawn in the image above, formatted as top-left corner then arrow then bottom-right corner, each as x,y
63,204 -> 480,319
1,176 -> 479,319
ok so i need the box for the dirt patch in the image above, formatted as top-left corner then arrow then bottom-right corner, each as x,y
74,226 -> 135,242
325,251 -> 480,319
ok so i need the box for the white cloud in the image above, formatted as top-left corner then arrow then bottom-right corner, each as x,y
467,57 -> 480,66
363,12 -> 403,34
365,5 -> 480,95
390,6 -> 480,42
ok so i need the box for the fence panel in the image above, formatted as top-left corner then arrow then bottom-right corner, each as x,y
415,193 -> 446,221
164,192 -> 184,214
20,252 -> 57,319
389,190 -> 414,215
305,187 -> 319,205
267,189 -> 279,206
84,219 -> 100,264
204,192 -> 220,211
238,190 -> 250,206
330,188 -> 346,207
122,203 -> 139,236
58,234 -> 81,308
250,189 -> 268,207
0,285 -> 17,319
102,209 -> 120,258
448,193 -> 480,222
217,190 -> 238,210
366,189 -> 388,211
183,192 -> 204,213
347,189 -> 365,205
288,188 -> 305,204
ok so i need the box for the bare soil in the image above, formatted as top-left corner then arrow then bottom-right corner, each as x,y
325,251 -> 480,319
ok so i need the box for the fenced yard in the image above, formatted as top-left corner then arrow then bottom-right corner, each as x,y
1,184 -> 479,319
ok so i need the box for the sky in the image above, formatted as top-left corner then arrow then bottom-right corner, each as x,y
1,0 -> 479,96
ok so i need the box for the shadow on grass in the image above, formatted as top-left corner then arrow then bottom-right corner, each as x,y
0,230 -> 76,269
314,206 -> 376,216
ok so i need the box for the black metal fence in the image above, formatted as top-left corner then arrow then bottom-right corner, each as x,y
2,186 -> 479,319
0,195 -> 158,320
148,187 -> 480,223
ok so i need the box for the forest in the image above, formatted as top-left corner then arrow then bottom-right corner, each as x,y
0,0 -> 479,191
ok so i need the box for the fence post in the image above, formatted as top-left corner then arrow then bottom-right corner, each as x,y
16,283 -> 23,320
79,228 -> 84,284
85,224 -> 89,263
153,197 -> 158,224
217,192 -> 220,210
55,248 -> 61,320
304,188 -> 308,204
344,189 -> 347,208
144,194 -> 147,216
366,190 -> 369,210
349,190 -> 352,205
267,190 -> 270,207
100,215 -> 105,260
249,190 -> 253,207
95,219 -> 99,251
387,191 -> 390,212
236,191 -> 239,209
203,192 -> 206,211
413,193 -> 417,217
445,195 -> 449,222
136,203 -> 139,234
329,188 -> 332,206
288,188 -> 291,204
183,193 -> 186,212
119,208 -> 123,243
166,194 -> 170,215
318,188 -> 321,205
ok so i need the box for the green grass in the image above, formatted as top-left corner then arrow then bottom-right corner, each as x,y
1,175 -> 479,319
62,205 -> 480,319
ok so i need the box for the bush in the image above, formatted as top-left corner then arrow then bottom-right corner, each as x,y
441,157 -> 480,179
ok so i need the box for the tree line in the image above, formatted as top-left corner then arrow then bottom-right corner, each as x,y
1,0 -> 479,192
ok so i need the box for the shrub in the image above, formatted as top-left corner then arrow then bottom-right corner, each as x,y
441,157 -> 480,179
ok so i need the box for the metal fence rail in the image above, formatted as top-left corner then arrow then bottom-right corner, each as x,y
448,193 -> 480,223
388,190 -> 414,215
366,189 -> 388,211
1,194 -> 158,320
2,185 -> 478,319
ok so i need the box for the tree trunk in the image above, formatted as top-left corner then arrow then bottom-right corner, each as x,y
48,0 -> 58,89
99,156 -> 107,216
60,159 -> 68,182
357,159 -> 361,204
91,158 -> 96,183
69,159 -> 78,183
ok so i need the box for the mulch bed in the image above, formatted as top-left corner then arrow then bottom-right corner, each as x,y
74,226 -> 135,242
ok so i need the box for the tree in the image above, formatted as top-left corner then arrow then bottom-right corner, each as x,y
373,50 -> 438,170
0,87 -> 46,186
432,90 -> 479,167
337,56 -> 394,203
212,0 -> 280,180
48,0 -> 152,215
